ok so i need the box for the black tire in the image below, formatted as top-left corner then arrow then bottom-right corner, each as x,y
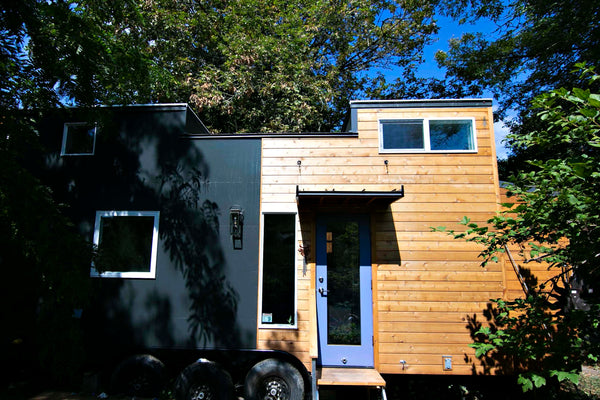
244,358 -> 305,400
110,354 -> 165,397
175,359 -> 234,400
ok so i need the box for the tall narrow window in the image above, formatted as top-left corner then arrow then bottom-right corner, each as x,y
61,122 -> 97,155
260,213 -> 296,326
91,211 -> 160,279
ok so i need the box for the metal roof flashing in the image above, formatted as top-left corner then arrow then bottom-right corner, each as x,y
343,98 -> 493,132
349,98 -> 493,109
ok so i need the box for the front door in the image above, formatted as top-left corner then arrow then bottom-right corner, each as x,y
316,215 -> 373,367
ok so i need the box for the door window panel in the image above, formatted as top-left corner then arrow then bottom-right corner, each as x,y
326,220 -> 361,345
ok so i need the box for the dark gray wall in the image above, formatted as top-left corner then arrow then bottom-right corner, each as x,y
38,106 -> 261,360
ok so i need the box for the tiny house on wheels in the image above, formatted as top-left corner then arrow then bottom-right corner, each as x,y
38,99 -> 517,400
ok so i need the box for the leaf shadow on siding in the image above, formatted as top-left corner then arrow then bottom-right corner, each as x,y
260,329 -> 302,355
158,167 -> 241,348
38,107 -> 242,369
463,264 -> 541,375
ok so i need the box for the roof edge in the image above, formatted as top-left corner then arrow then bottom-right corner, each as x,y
71,103 -> 190,111
181,132 -> 358,139
349,98 -> 493,109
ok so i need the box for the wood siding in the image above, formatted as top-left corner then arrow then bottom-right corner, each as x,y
500,188 -> 559,300
257,105 -> 509,375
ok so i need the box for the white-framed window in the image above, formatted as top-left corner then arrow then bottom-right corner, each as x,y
91,211 -> 160,279
379,117 -> 477,153
258,211 -> 298,329
61,122 -> 97,156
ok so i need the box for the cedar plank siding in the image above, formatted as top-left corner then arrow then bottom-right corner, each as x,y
500,187 -> 559,300
257,103 -> 506,375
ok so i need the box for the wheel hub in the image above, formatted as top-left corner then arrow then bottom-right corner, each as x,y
190,384 -> 213,400
263,377 -> 289,400
130,374 -> 149,394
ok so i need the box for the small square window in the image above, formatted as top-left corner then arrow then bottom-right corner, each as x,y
61,122 -> 96,155
429,119 -> 474,151
381,119 -> 424,150
380,118 -> 476,153
91,211 -> 160,279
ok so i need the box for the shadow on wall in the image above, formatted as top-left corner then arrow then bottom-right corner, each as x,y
158,163 -> 240,348
372,205 -> 402,266
260,329 -> 302,355
38,108 -> 242,365
463,264 -> 541,375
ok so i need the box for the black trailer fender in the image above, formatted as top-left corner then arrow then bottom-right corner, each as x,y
175,358 -> 234,400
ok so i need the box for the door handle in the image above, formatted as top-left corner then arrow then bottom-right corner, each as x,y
318,287 -> 328,296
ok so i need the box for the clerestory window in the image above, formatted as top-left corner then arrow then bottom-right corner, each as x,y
380,118 -> 477,153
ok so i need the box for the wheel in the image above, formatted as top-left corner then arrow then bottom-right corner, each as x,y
244,358 -> 305,400
110,354 -> 165,397
175,359 -> 234,400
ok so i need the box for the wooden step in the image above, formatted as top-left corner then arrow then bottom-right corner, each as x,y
317,368 -> 386,387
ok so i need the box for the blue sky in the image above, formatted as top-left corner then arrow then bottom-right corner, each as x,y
406,14 -> 511,160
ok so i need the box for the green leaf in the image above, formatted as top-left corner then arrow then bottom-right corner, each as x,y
580,107 -> 599,118
570,162 -> 591,178
518,376 -> 533,392
550,370 -> 579,384
572,87 -> 589,101
474,347 -> 486,358
566,194 -> 579,205
589,95 -> 600,108
532,374 -> 546,388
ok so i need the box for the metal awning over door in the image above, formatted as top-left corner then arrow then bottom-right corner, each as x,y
296,185 -> 404,208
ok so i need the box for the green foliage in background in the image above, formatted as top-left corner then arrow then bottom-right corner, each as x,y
433,0 -> 600,179
1,0 -> 442,383
436,0 -> 600,118
136,0 -> 440,132
436,65 -> 600,391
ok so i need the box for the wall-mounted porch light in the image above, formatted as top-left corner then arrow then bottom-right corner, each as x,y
230,206 -> 244,249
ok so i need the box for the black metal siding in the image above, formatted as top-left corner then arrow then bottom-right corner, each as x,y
38,107 -> 261,363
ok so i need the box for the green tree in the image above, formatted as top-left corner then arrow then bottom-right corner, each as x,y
436,0 -> 600,117
138,0 -> 440,132
1,0 -> 172,385
439,66 -> 600,391
2,0 -> 444,384
431,0 -> 600,177
5,0 -> 441,128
